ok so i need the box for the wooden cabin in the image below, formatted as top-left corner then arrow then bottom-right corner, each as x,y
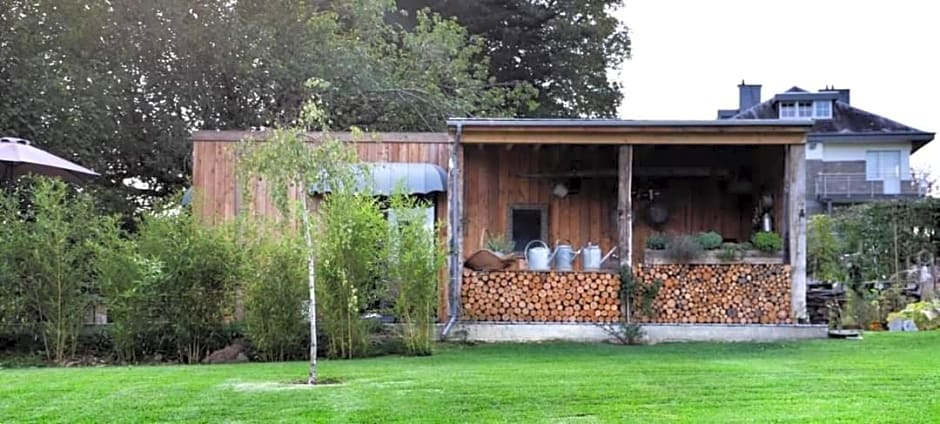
192,119 -> 813,329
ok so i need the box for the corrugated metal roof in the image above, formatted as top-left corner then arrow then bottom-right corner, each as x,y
310,162 -> 447,195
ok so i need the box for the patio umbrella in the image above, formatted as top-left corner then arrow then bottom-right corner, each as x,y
0,137 -> 99,183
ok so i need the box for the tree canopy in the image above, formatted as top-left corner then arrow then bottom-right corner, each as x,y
396,0 -> 632,118
1,0 -> 531,214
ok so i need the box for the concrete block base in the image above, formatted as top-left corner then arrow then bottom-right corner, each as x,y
443,322 -> 827,344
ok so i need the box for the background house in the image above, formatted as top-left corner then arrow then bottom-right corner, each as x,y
717,83 -> 935,214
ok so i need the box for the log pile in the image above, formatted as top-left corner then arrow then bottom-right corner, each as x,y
634,264 -> 792,324
461,270 -> 621,322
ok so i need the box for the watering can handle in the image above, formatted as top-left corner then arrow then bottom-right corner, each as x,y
524,239 -> 547,264
602,246 -> 618,262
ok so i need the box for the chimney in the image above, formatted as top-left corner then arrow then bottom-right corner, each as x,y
833,88 -> 850,105
821,86 -> 850,104
738,81 -> 762,111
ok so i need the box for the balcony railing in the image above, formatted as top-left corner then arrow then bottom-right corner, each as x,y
815,172 -> 926,200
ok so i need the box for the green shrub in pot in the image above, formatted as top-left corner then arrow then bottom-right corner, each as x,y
646,233 -> 668,250
694,231 -> 723,250
751,231 -> 783,253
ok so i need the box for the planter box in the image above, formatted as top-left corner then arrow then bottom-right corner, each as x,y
644,249 -> 784,265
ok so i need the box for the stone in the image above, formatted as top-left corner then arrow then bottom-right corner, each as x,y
203,339 -> 249,364
902,319 -> 919,332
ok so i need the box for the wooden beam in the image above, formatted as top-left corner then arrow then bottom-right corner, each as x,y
786,144 -> 808,322
516,167 -> 732,179
618,146 -> 633,269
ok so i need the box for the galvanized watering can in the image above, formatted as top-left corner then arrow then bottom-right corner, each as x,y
582,243 -> 617,271
553,240 -> 581,271
524,240 -> 553,271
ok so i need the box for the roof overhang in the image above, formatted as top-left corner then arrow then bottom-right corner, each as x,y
807,132 -> 936,152
772,92 -> 839,103
447,118 -> 812,145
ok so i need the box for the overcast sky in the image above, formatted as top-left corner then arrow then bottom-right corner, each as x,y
613,0 -> 939,175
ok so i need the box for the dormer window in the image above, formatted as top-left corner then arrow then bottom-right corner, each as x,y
813,100 -> 832,119
778,100 -> 832,119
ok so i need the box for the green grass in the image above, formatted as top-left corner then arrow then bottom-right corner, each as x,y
2,332 -> 940,423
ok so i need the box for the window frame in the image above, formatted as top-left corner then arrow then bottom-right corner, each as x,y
507,204 -> 549,253
797,101 -> 813,118
813,100 -> 832,119
778,101 -> 796,119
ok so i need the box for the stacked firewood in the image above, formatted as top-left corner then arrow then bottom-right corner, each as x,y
634,264 -> 792,324
461,270 -> 621,322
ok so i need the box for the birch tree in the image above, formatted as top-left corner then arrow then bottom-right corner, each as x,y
236,102 -> 359,384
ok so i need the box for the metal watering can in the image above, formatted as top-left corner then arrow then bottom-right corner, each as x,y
524,240 -> 553,271
582,243 -> 618,271
553,240 -> 581,271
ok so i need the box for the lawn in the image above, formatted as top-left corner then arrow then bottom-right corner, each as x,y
2,332 -> 939,423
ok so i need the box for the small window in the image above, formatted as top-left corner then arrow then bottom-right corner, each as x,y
797,102 -> 813,118
779,102 -> 796,119
813,100 -> 832,119
508,205 -> 548,253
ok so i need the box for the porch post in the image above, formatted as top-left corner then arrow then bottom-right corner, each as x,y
786,143 -> 808,322
618,145 -> 633,269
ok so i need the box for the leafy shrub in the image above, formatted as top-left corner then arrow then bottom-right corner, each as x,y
694,231 -> 723,250
664,234 -> 703,262
751,231 -> 783,253
600,320 -> 646,345
646,233 -> 668,250
484,232 -> 515,254
387,192 -> 445,356
243,223 -> 308,362
97,205 -> 242,364
887,300 -> 940,331
0,178 -> 113,362
808,215 -> 846,282
716,242 -> 745,261
316,186 -> 388,359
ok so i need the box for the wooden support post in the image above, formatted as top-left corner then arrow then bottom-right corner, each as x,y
445,142 -> 465,321
618,146 -> 633,269
786,144 -> 807,322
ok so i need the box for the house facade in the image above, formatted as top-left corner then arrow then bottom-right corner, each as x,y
718,83 -> 935,214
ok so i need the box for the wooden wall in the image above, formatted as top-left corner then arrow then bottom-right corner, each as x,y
192,135 -> 452,222
191,132 -> 453,320
461,144 -> 786,266
462,145 -> 620,261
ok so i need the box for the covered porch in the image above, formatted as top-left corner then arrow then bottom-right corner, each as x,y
445,119 -> 813,329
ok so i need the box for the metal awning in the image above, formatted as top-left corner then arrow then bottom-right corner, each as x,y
310,162 -> 447,195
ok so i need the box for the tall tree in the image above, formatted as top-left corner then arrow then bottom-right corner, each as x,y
0,0 -> 528,214
397,0 -> 631,118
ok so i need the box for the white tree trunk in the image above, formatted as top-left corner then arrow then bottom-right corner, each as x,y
301,193 -> 318,385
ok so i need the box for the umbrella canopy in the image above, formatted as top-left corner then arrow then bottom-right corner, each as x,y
0,137 -> 99,183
